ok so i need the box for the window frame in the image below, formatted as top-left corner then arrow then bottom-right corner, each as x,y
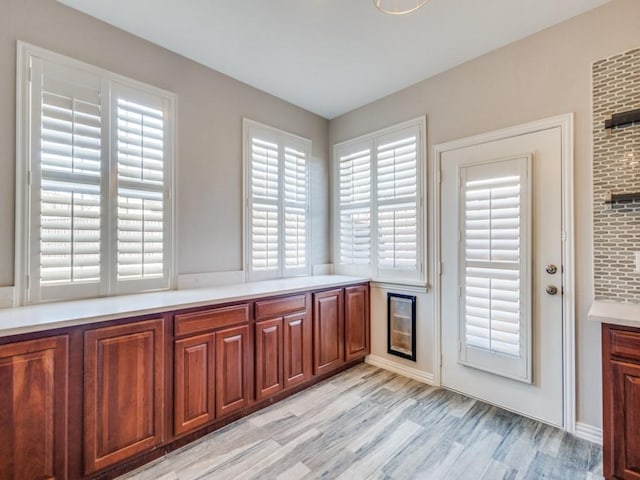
333,117 -> 426,286
15,42 -> 176,305
242,118 -> 312,281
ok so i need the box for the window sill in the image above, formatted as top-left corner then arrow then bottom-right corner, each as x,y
370,280 -> 429,294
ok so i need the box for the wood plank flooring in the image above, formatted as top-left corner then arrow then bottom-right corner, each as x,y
119,364 -> 603,480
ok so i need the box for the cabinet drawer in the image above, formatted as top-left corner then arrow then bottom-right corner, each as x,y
610,328 -> 640,363
175,304 -> 249,337
255,294 -> 306,320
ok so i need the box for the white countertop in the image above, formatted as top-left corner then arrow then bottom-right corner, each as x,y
588,300 -> 640,329
0,275 -> 369,337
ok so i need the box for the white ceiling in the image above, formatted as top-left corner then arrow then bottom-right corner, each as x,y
57,0 -> 612,119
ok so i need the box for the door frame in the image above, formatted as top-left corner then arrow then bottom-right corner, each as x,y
432,113 -> 575,433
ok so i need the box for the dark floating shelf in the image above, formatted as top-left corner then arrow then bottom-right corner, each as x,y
604,108 -> 640,130
604,191 -> 640,204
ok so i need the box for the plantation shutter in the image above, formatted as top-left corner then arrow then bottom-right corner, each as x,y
376,126 -> 420,282
250,133 -> 280,277
337,142 -> 371,275
30,58 -> 105,303
245,120 -> 310,280
20,44 -> 175,305
459,156 -> 532,382
113,84 -> 170,293
283,142 -> 308,276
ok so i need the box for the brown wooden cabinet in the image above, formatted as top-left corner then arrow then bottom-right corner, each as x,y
283,312 -> 312,388
173,303 -> 250,435
254,294 -> 311,396
603,324 -> 640,480
216,324 -> 250,417
0,335 -> 68,480
255,318 -> 284,400
83,319 -> 165,475
0,281 -> 368,480
174,333 -> 216,436
345,285 -> 370,362
313,289 -> 345,375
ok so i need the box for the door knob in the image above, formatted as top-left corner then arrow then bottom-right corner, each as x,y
546,264 -> 558,274
546,285 -> 558,296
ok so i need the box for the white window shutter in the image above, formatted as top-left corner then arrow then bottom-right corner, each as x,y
245,120 -> 311,280
249,135 -> 280,277
20,44 -> 175,304
283,144 -> 308,276
30,57 -> 105,303
375,126 -> 420,282
337,143 -> 372,275
459,156 -> 532,383
113,84 -> 171,294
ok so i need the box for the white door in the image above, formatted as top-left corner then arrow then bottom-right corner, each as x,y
440,127 -> 564,427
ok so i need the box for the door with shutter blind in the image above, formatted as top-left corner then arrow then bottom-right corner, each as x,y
440,127 -> 564,427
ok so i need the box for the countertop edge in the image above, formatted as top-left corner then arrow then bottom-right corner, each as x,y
588,300 -> 640,329
0,275 -> 370,338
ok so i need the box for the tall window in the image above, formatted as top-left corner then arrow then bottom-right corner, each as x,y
16,43 -> 175,304
244,119 -> 311,281
334,118 -> 425,285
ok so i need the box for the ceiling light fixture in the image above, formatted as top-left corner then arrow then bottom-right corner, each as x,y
373,0 -> 428,15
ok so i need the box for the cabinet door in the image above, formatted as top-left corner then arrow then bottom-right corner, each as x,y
313,289 -> 345,375
255,318 -> 283,400
345,285 -> 370,362
216,325 -> 250,417
611,360 -> 640,480
174,333 -> 215,436
84,319 -> 165,474
284,312 -> 312,389
0,336 -> 68,480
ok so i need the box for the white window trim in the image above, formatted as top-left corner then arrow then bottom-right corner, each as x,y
332,116 -> 427,287
242,118 -> 312,281
15,41 -> 177,305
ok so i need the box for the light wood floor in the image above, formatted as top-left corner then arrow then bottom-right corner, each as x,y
120,364 -> 603,480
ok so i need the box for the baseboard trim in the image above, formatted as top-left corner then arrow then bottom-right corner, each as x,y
575,422 -> 603,444
365,354 -> 435,385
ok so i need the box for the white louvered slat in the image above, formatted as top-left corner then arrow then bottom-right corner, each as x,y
38,62 -> 103,288
116,98 -> 165,185
340,208 -> 371,265
335,121 -> 423,282
376,132 -> 419,275
338,146 -> 371,267
377,136 -> 417,201
117,189 -> 164,279
460,160 -> 530,368
245,122 -> 310,279
250,135 -> 280,273
116,97 -> 166,281
23,47 -> 174,304
377,204 -> 417,271
252,138 -> 279,201
39,181 -> 101,284
284,145 -> 307,271
251,203 -> 279,271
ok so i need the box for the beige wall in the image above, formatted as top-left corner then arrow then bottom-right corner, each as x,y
3,0 -> 638,433
330,0 -> 640,430
0,0 -> 330,286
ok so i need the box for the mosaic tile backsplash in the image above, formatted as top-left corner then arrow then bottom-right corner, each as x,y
593,47 -> 640,302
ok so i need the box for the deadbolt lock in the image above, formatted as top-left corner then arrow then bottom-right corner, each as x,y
546,264 -> 558,275
546,285 -> 558,296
